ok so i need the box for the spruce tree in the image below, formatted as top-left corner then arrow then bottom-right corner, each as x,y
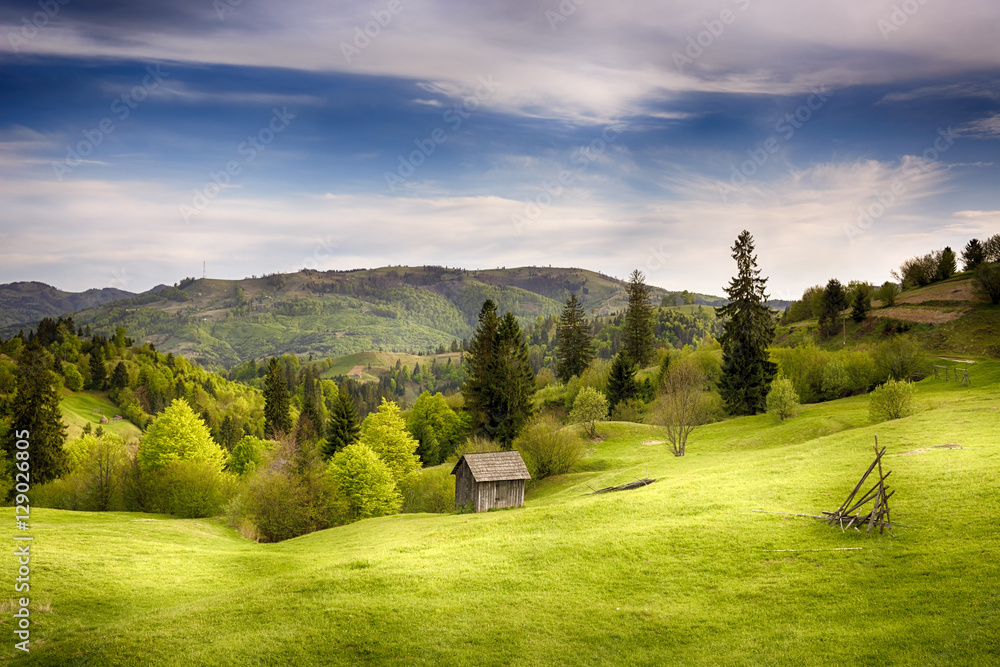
555,294 -> 594,382
621,269 -> 656,368
717,230 -> 777,416
89,345 -> 106,390
7,343 -> 68,484
819,278 -> 848,337
462,300 -> 500,435
850,284 -> 871,323
323,388 -> 360,459
606,352 -> 638,413
263,357 -> 292,437
962,238 -> 985,271
110,361 -> 129,390
490,313 -> 535,448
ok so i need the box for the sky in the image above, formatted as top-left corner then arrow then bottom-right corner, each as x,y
1,0 -> 998,299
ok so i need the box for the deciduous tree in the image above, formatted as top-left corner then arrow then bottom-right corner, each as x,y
137,398 -> 226,473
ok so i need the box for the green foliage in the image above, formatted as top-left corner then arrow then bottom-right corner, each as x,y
400,465 -> 455,514
820,360 -> 851,400
818,278 -> 848,335
937,247 -> 958,281
569,386 -> 608,437
973,262 -> 1000,305
263,357 -> 292,437
894,252 -> 940,289
228,436 -> 274,476
606,353 -> 638,413
869,379 -> 916,423
610,398 -> 646,423
850,283 -> 871,323
451,434 -> 501,460
873,336 -> 926,381
359,399 -> 421,490
137,398 -> 226,473
61,432 -> 130,510
144,460 -> 237,518
655,358 -> 708,456
406,391 -> 465,465
962,238 -> 985,271
89,345 -> 107,390
876,281 -> 900,307
718,231 -> 777,415
555,294 -> 594,382
5,342 -> 68,484
621,270 -> 655,367
323,387 -> 361,459
63,362 -> 84,391
765,375 -> 800,422
329,443 -> 402,520
513,416 -> 586,479
241,468 -> 314,542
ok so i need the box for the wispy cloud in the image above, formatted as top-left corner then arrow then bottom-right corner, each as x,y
955,114 -> 1000,140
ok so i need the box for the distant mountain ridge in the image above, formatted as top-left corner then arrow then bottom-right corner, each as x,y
0,267 -> 726,367
0,281 -> 135,328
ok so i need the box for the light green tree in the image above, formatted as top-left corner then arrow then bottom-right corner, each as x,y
569,386 -> 608,438
138,398 -> 226,473
407,391 -> 465,466
328,443 -> 402,520
359,399 -> 421,490
766,375 -> 801,422
228,435 -> 274,476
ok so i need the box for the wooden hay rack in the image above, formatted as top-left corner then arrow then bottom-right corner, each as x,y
823,438 -> 893,535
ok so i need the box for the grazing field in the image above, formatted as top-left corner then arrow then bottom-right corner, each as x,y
58,391 -> 142,441
6,364 -> 999,665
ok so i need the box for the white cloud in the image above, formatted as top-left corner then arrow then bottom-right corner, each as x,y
955,114 -> 1000,140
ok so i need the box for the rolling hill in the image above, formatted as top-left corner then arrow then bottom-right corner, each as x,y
0,267 -> 724,368
0,281 -> 135,328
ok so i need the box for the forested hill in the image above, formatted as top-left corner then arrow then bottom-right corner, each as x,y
0,281 -> 135,328
0,267 -> 724,368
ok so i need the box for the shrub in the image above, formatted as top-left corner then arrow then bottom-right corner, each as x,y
401,465 -> 455,514
973,262 -> 1000,305
766,375 -> 800,421
869,379 -> 916,423
242,469 -> 312,542
875,281 -> 900,307
62,433 -> 131,511
821,360 -> 851,400
329,443 -> 402,521
145,460 -> 237,518
569,386 -> 608,437
513,416 -> 586,479
873,336 -> 926,381
228,436 -> 274,476
451,435 -> 500,461
610,398 -> 646,423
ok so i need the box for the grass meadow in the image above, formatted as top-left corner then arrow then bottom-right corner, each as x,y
4,362 -> 998,665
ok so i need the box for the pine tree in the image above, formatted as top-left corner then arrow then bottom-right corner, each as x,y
606,352 -> 638,413
555,294 -> 594,382
323,388 -> 360,459
6,343 -> 68,484
462,300 -> 500,435
850,284 -> 871,323
962,238 -> 986,271
717,230 -> 778,416
490,313 -> 535,448
89,345 -> 106,390
819,278 -> 848,337
110,361 -> 129,390
621,269 -> 655,368
263,357 -> 292,437
937,247 -> 957,281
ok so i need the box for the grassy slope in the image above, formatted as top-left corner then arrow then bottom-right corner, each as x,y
58,390 -> 142,441
5,365 -> 999,665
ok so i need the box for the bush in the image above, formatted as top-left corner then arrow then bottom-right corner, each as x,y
873,336 -> 926,381
401,465 -> 455,513
610,398 -> 646,423
62,363 -> 85,391
242,469 -> 313,542
821,360 -> 851,400
145,460 -> 237,518
451,435 -> 500,461
973,262 -> 1000,305
569,386 -> 608,437
869,379 -> 916,423
228,436 -> 275,476
329,443 -> 402,521
513,416 -> 586,479
766,375 -> 800,421
875,281 -> 900,307
62,433 -> 131,510
771,344 -> 829,403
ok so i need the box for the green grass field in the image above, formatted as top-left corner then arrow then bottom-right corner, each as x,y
58,391 -> 142,441
5,365 -> 999,665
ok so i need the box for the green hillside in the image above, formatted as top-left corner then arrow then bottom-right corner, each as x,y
6,363 -> 998,665
59,390 -> 142,441
1,267 -> 694,368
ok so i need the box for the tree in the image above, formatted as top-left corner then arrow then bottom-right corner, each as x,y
962,238 -> 986,271
228,435 -> 273,475
569,386 -> 608,438
656,358 -> 707,456
89,345 -> 106,390
621,269 -> 655,368
766,375 -> 800,421
263,357 -> 292,437
6,343 -> 67,484
328,443 -> 402,520
850,283 -> 871,323
359,399 -> 421,491
462,302 -> 535,448
937,246 -> 958,281
717,230 -> 778,416
819,279 -> 848,336
323,388 -> 360,459
218,414 -> 241,452
875,281 -> 900,307
984,234 -> 1000,263
110,361 -> 129,390
137,398 -> 226,473
407,391 -> 464,465
555,294 -> 594,382
64,432 -> 129,510
606,353 -> 638,413
869,379 -> 916,423
973,262 -> 1000,305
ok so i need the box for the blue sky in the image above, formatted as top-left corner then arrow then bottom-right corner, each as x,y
1,0 -> 998,298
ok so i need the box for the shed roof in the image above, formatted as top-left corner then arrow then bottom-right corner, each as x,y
451,451 -> 531,482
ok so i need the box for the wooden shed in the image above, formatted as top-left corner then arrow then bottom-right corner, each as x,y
451,451 -> 531,513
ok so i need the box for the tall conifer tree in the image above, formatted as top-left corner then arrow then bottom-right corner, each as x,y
621,269 -> 655,368
323,388 -> 361,459
718,230 -> 777,416
7,342 -> 68,484
555,294 -> 594,382
263,357 -> 292,437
